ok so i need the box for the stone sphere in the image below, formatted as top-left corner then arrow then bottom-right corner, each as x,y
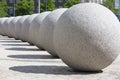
2,17 -> 14,36
29,11 -> 51,49
0,18 -> 8,35
21,14 -> 39,43
15,15 -> 30,40
0,18 -> 3,35
8,16 -> 21,38
54,3 -> 120,71
40,8 -> 67,57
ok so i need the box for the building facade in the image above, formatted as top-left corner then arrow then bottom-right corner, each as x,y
5,0 -> 68,15
34,0 -> 67,13
4,0 -> 119,16
81,0 -> 105,4
115,0 -> 120,9
6,0 -> 20,16
55,0 -> 67,8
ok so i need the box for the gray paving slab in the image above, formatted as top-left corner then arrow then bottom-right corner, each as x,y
0,35 -> 120,80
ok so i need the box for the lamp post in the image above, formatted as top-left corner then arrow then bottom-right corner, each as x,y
7,0 -> 16,16
38,0 -> 41,13
34,0 -> 41,13
45,0 -> 47,11
13,0 -> 16,16
115,0 -> 120,9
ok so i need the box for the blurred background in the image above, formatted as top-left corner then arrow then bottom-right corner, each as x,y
0,0 -> 119,17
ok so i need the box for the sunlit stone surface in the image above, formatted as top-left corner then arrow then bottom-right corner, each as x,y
2,17 -> 14,36
21,14 -> 39,43
15,15 -> 30,40
0,18 -> 8,35
8,16 -> 21,38
29,12 -> 51,49
54,3 -> 120,71
40,8 -> 67,57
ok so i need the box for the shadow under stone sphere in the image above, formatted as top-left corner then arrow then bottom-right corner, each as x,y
54,3 -> 120,71
40,8 -> 67,57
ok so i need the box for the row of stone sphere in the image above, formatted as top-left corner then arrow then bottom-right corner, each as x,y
0,3 -> 120,72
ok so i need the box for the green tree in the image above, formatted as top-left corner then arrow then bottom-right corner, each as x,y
40,0 -> 56,12
16,0 -> 34,16
0,2 -> 9,17
103,0 -> 118,13
40,2 -> 45,12
64,0 -> 81,8
47,0 -> 56,11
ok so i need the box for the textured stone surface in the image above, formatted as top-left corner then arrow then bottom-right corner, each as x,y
21,14 -> 39,42
2,17 -> 14,36
8,16 -> 21,38
0,18 -> 4,34
15,15 -> 30,40
39,8 -> 67,57
54,3 -> 120,71
0,18 -> 8,35
29,12 -> 51,49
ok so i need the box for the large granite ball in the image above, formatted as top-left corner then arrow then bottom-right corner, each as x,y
2,17 -> 14,36
21,14 -> 39,43
0,18 -> 3,35
8,16 -> 21,38
0,18 -> 8,35
15,15 -> 30,40
29,12 -> 51,49
40,8 -> 67,57
54,3 -> 120,71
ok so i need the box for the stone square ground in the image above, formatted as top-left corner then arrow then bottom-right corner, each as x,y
0,35 -> 120,80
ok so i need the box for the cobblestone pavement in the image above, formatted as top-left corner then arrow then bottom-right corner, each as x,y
0,35 -> 120,80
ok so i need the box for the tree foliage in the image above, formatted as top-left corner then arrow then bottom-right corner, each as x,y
64,0 -> 81,8
47,0 -> 56,11
15,0 -> 34,16
40,2 -> 45,12
40,0 -> 56,12
16,0 -> 56,15
103,0 -> 118,13
0,2 -> 9,17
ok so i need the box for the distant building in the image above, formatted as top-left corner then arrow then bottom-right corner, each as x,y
81,0 -> 105,4
5,0 -> 118,16
34,0 -> 46,13
5,0 -> 68,16
115,0 -> 120,9
0,0 -> 6,1
6,0 -> 20,16
34,0 -> 68,13
55,0 -> 67,8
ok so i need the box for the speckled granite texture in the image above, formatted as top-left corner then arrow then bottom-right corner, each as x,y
40,8 -> 67,57
54,3 -> 120,71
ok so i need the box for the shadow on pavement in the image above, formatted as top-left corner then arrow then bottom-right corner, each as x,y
9,65 -> 102,75
8,54 -> 58,59
5,47 -> 40,51
0,40 -> 22,43
0,38 -> 14,40
2,43 -> 30,46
